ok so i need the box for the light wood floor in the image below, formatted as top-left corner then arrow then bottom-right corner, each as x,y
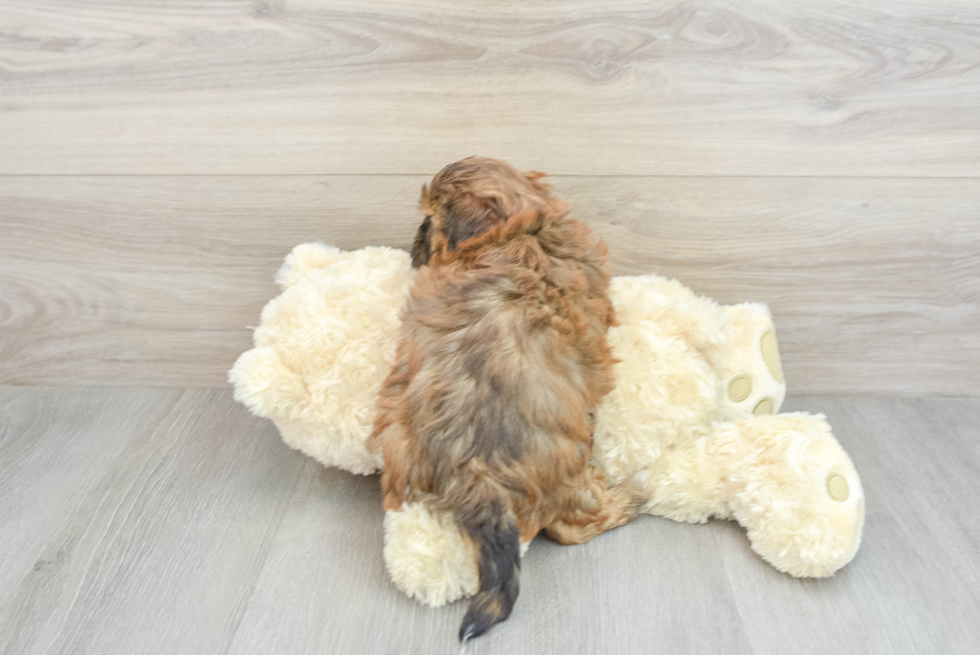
2,2 -> 978,653
1,0 -> 979,394
1,386 -> 977,655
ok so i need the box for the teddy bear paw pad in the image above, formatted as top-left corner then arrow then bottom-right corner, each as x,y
760,330 -> 784,383
727,374 -> 754,402
826,472 -> 850,502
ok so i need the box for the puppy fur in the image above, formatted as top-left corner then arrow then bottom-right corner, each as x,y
370,157 -> 642,641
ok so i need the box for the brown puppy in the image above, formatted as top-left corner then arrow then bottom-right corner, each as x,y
370,157 -> 641,641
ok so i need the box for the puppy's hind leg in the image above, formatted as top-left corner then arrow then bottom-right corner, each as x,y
545,470 -> 646,545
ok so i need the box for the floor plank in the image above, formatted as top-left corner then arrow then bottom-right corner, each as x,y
2,175 -> 977,394
0,387 -> 307,655
228,463 -> 753,655
0,386 -> 183,650
2,388 -> 979,654
2,0 -> 979,175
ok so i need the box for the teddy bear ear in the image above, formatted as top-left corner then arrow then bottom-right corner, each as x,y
275,242 -> 344,289
229,346 -> 304,419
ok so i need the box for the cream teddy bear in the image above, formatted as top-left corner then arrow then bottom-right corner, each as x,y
231,243 -> 865,607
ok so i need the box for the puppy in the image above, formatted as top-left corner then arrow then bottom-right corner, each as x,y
370,157 -> 641,641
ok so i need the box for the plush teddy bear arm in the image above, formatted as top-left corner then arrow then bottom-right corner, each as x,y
384,503 -> 480,607
384,503 -> 532,608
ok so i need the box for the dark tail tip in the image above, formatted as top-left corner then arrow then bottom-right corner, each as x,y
458,579 -> 519,642
458,605 -> 496,643
457,514 -> 521,642
459,584 -> 518,642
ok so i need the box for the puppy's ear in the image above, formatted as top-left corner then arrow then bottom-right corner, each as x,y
523,170 -> 567,216
411,216 -> 433,268
444,198 -> 503,251
523,170 -> 551,193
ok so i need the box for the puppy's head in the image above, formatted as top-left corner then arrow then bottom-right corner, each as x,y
411,157 -> 566,268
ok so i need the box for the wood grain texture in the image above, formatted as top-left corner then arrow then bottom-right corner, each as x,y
1,0 -> 979,175
0,386 -> 184,649
0,386 -> 307,655
1,387 -> 979,654
229,463 -> 753,655
1,175 -> 977,394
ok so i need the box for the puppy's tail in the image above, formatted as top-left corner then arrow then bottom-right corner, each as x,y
457,497 -> 521,642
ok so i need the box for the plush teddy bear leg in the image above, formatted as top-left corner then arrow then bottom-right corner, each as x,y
719,303 -> 787,421
637,413 -> 864,577
721,413 -> 865,577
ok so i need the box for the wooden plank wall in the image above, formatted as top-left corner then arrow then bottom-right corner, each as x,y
1,0 -> 978,394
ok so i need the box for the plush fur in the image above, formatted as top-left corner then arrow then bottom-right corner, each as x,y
593,275 -> 863,578
384,502 -> 533,608
231,243 -> 865,608
383,502 -> 479,607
